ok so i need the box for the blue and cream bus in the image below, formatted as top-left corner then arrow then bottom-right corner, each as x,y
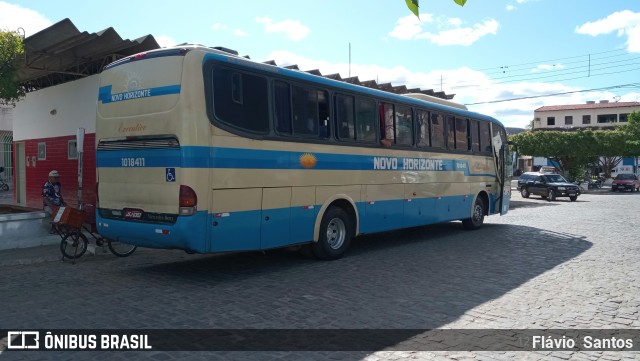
95,45 -> 512,260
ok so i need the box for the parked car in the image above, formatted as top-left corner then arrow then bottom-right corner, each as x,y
518,172 -> 581,201
611,173 -> 640,192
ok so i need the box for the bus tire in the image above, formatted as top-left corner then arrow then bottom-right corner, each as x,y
462,196 -> 485,230
312,206 -> 353,260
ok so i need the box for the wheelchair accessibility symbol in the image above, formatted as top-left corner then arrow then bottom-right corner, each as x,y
166,168 -> 176,182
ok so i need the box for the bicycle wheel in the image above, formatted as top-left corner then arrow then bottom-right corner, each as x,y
60,232 -> 88,259
107,239 -> 137,257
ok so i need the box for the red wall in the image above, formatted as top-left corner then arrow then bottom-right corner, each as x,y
18,133 -> 96,209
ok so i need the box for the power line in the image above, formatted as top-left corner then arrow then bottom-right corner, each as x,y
421,48 -> 636,91
449,62 -> 640,91
463,82 -> 640,106
473,48 -> 628,72
455,67 -> 640,96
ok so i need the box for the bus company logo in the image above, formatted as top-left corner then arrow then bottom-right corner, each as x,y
125,72 -> 143,91
299,153 -> 317,169
7,331 -> 40,349
118,122 -> 147,134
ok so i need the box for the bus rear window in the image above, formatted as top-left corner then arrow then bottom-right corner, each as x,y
212,67 -> 269,133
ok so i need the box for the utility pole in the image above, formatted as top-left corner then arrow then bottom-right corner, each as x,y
348,43 -> 351,78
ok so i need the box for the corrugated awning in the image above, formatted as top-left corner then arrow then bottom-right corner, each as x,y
17,18 -> 159,91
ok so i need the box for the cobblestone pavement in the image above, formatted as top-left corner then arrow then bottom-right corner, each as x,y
1,191 -> 639,360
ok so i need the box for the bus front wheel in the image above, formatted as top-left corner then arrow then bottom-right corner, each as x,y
312,206 -> 353,260
462,196 -> 486,230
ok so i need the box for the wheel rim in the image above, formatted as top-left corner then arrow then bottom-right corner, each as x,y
326,217 -> 346,250
473,203 -> 484,223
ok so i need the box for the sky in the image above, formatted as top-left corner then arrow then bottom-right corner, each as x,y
1,0 -> 640,128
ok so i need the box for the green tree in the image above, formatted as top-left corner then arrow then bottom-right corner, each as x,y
0,29 -> 25,106
509,130 -> 595,178
620,111 -> 640,147
590,130 -> 634,178
511,124 -> 640,179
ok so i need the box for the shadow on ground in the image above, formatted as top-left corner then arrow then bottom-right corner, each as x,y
2,222 -> 592,360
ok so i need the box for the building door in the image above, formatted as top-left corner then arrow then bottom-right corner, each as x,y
15,142 -> 26,205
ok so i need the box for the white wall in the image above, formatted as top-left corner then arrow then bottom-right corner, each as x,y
533,157 -> 547,166
533,105 -> 640,130
13,75 -> 99,141
0,107 -> 12,131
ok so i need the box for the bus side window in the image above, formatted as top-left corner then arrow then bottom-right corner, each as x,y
213,67 -> 269,133
231,73 -> 243,104
455,117 -> 468,151
292,85 -> 318,136
446,116 -> 456,150
317,90 -> 329,138
430,113 -> 445,149
274,80 -> 292,135
356,98 -> 376,142
380,103 -> 395,146
335,94 -> 355,140
395,106 -> 413,146
416,109 -> 430,148
470,119 -> 480,152
480,121 -> 492,153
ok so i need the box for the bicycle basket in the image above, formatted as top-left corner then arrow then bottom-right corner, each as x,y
51,206 -> 86,228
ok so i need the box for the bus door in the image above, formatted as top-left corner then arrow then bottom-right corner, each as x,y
491,126 -> 511,215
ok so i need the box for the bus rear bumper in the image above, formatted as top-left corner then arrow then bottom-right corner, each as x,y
96,211 -> 208,253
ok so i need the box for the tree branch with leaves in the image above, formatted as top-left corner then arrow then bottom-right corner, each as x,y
0,29 -> 25,107
405,0 -> 467,18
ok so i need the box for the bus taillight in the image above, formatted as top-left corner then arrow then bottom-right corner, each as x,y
179,185 -> 197,216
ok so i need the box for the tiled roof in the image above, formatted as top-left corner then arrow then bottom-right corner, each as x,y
535,102 -> 640,112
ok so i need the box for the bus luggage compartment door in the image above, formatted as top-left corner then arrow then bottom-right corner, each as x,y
210,188 -> 261,252
260,187 -> 291,250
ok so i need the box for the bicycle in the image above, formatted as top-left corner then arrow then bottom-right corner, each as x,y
51,204 -> 137,263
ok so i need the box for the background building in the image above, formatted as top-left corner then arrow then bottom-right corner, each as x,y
10,19 -> 159,208
531,100 -> 640,175
0,107 -> 13,190
533,100 -> 640,130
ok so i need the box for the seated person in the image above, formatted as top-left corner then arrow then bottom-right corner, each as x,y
42,170 -> 66,216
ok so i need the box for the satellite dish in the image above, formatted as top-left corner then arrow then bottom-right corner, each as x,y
613,96 -> 621,102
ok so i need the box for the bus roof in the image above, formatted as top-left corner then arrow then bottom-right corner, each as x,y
105,44 -> 506,128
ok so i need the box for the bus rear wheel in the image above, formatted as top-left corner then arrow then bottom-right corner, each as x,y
462,196 -> 485,230
312,206 -> 353,260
